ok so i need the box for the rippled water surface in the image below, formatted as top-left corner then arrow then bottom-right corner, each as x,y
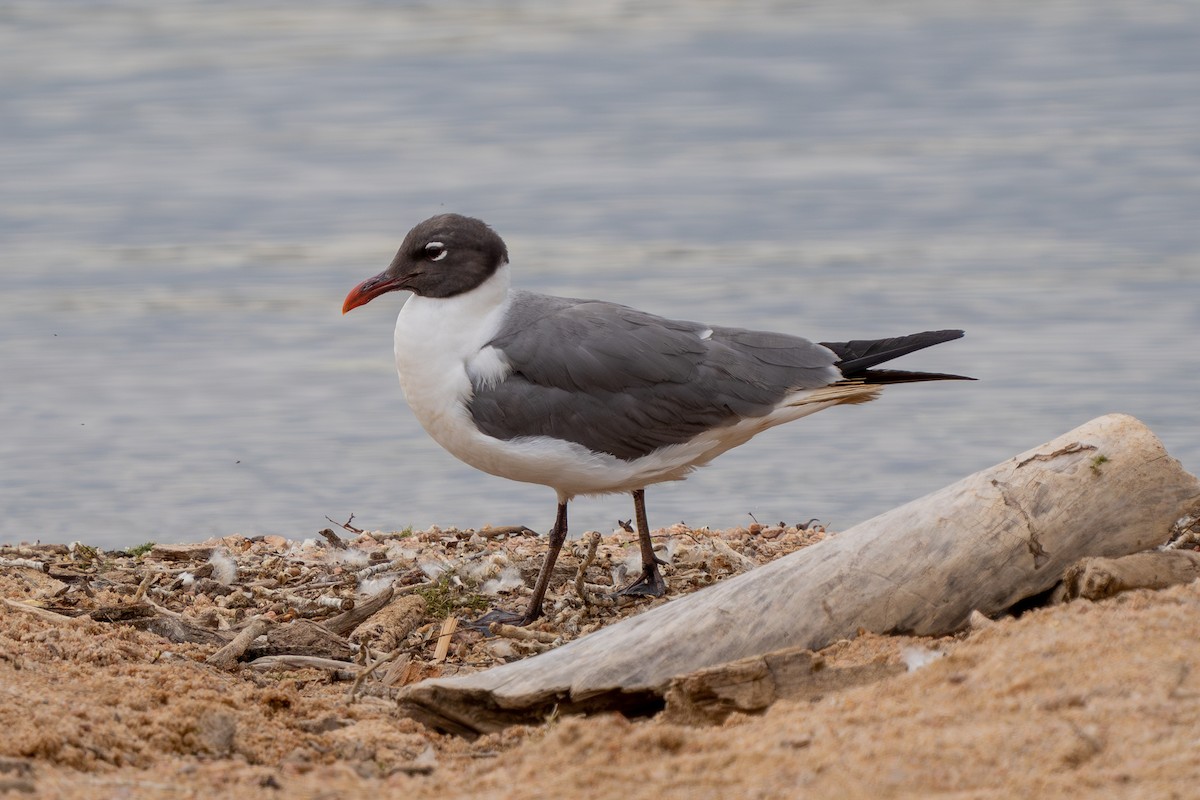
2,1 -> 1198,547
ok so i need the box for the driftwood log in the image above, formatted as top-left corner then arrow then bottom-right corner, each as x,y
399,413 -> 1200,736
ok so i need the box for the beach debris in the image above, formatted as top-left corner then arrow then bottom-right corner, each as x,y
0,515 -> 828,691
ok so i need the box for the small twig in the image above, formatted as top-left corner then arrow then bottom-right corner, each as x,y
488,622 -> 560,644
0,597 -> 84,625
205,616 -> 271,670
433,616 -> 458,662
132,571 -> 158,602
325,514 -> 365,535
356,559 -> 407,581
0,557 -> 46,572
141,597 -> 187,620
245,655 -> 360,679
287,591 -> 354,612
347,647 -> 403,700
323,585 -> 395,637
573,532 -> 603,608
669,529 -> 705,545
252,585 -> 354,613
476,525 -> 538,539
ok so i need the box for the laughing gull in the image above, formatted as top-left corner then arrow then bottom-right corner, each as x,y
342,214 -> 972,625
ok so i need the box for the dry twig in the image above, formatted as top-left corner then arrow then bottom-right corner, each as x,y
0,597 -> 84,625
488,622 -> 559,644
205,616 -> 271,670
245,655 -> 360,679
573,532 -> 603,608
348,648 -> 403,700
325,514 -> 365,535
433,617 -> 459,663
132,572 -> 157,602
0,558 -> 46,572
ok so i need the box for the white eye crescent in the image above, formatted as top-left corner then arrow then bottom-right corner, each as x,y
425,241 -> 448,261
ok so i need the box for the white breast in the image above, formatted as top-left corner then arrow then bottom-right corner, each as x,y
393,263 -> 512,449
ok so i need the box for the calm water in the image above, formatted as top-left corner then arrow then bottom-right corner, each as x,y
2,1 -> 1198,549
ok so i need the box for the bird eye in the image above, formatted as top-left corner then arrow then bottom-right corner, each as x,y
424,241 -> 448,262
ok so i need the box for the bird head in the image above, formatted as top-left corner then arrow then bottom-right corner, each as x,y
342,213 -> 509,312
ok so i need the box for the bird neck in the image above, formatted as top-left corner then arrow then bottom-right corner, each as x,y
393,261 -> 513,374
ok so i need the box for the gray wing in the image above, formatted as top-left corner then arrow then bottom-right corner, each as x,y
467,291 -> 841,461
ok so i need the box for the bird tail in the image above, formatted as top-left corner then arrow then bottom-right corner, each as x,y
820,329 -> 975,383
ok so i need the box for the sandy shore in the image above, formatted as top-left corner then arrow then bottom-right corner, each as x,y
3,525 -> 1199,798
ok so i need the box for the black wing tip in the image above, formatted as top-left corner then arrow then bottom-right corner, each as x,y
824,328 -> 968,377
858,369 -> 976,384
895,329 -> 965,346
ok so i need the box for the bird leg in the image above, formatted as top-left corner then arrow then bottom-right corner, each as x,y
519,501 -> 570,624
615,489 -> 667,598
470,501 -> 569,629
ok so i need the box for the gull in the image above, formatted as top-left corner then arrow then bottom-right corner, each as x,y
343,214 -> 971,625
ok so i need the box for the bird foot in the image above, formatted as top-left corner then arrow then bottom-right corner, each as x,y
465,607 -> 540,633
614,564 -> 667,598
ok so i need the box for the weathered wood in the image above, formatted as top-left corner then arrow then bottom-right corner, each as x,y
245,655 -> 360,679
345,593 -> 427,653
662,645 -> 904,725
129,614 -> 231,646
1059,550 -> 1200,601
432,616 -> 459,663
245,618 -> 355,662
317,528 -> 349,549
398,414 -> 1200,736
88,603 -> 158,623
205,616 -> 271,670
0,598 -> 87,626
148,543 -> 216,562
0,558 -> 46,572
323,585 -> 395,636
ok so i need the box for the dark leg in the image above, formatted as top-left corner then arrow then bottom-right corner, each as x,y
615,489 -> 667,597
518,501 -> 569,624
470,501 -> 569,629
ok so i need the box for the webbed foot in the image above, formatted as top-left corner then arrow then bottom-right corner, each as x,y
614,564 -> 667,598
